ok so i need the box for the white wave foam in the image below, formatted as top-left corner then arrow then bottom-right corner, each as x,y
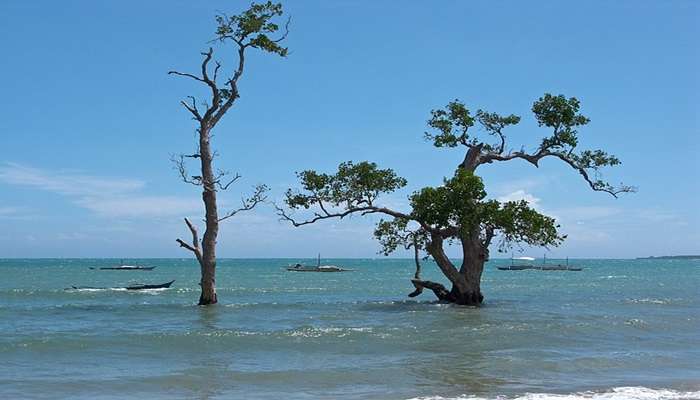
407,387 -> 700,400
625,298 -> 673,305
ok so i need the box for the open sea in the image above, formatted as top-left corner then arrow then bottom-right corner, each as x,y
1,258 -> 698,399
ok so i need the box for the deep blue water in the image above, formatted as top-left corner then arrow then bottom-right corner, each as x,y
1,258 -> 699,399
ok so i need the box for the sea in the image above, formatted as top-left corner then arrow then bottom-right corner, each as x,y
1,258 -> 698,400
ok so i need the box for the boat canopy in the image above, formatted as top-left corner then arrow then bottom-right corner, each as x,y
512,256 -> 535,261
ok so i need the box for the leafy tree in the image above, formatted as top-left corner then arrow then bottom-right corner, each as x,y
169,2 -> 289,305
279,94 -> 634,305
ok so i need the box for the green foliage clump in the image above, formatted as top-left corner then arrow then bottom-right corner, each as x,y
409,169 -> 485,232
215,1 -> 289,57
425,100 -> 520,152
285,161 -> 407,209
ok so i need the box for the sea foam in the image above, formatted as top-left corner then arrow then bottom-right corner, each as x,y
407,387 -> 700,400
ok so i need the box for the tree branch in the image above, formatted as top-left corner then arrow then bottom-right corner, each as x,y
211,43 -> 245,127
171,154 -> 203,186
409,279 -> 453,301
214,171 -> 241,191
480,149 -> 635,197
168,71 -> 205,83
176,218 -> 202,264
273,16 -> 292,43
176,96 -> 202,122
218,184 -> 268,222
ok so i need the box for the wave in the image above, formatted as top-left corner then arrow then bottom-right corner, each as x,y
407,387 -> 700,400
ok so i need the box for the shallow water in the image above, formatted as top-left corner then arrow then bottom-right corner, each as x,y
1,258 -> 698,399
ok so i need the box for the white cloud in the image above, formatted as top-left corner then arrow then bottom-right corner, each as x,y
490,176 -> 549,195
0,162 -> 199,219
497,189 -> 542,209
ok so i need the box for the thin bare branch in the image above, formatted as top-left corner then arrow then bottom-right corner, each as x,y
276,201 -> 439,236
177,96 -> 202,122
168,70 -> 205,83
171,154 -> 203,186
215,172 -> 242,191
218,184 -> 269,222
273,16 -> 291,43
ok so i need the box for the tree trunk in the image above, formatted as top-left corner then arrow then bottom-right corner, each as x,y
198,125 -> 219,305
420,232 -> 486,306
452,232 -> 487,305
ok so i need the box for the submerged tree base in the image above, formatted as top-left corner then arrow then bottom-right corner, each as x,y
409,279 -> 483,305
198,294 -> 218,306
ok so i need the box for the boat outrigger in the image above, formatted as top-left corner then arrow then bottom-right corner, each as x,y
286,255 -> 352,272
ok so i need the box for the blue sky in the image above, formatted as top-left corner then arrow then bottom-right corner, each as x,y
0,1 -> 698,258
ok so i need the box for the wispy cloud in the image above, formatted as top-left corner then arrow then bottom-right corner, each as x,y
0,162 -> 145,196
0,162 -> 199,218
0,205 -> 37,220
0,206 -> 20,216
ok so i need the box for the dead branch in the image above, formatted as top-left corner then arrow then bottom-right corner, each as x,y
218,184 -> 269,222
171,154 -> 203,186
176,217 -> 202,264
215,172 -> 242,191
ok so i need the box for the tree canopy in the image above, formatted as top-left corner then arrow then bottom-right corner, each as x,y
280,93 -> 633,304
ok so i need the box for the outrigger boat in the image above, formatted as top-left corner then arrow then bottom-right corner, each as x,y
68,280 -> 175,290
286,255 -> 351,272
498,255 -> 582,271
534,255 -> 582,271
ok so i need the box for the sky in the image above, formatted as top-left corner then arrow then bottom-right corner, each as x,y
0,0 -> 698,258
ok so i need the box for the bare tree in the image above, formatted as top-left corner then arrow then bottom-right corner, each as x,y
169,2 -> 289,305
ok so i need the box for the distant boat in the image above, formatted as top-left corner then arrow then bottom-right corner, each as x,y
286,254 -> 352,272
498,256 -> 582,271
89,260 -> 156,270
498,256 -> 535,270
91,266 -> 156,271
536,255 -> 582,271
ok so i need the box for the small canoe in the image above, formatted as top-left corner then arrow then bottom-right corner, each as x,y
126,280 -> 175,290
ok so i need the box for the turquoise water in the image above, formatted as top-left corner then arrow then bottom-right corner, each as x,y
1,258 -> 699,399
